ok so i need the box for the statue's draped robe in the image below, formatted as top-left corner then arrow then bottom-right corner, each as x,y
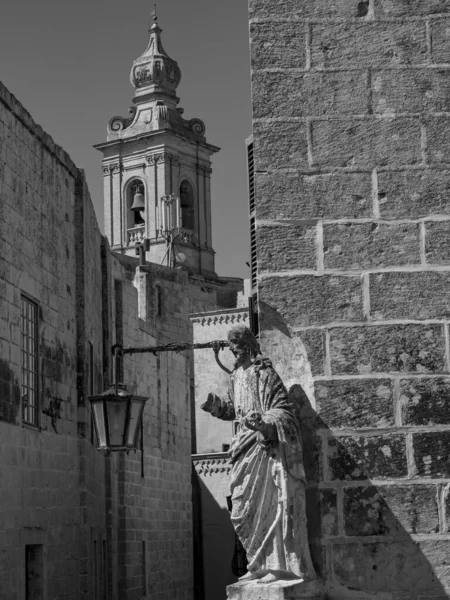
216,358 -> 315,579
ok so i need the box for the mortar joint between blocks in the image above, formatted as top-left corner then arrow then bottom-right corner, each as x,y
393,379 -> 402,428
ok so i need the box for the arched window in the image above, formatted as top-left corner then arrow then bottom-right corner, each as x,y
127,179 -> 145,227
125,178 -> 145,246
180,180 -> 194,231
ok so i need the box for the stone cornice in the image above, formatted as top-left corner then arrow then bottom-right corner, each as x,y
102,163 -> 121,175
197,165 -> 213,177
190,309 -> 249,327
146,152 -> 180,166
95,130 -> 220,155
192,453 -> 231,476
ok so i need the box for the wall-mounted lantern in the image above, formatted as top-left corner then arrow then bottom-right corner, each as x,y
90,386 -> 148,452
89,341 -> 229,452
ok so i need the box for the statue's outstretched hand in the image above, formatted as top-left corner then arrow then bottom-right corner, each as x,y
201,393 -> 222,417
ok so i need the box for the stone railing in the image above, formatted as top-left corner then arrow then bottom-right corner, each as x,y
127,225 -> 145,246
192,452 -> 231,477
176,228 -> 195,244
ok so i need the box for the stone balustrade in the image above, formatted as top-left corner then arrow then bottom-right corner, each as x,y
127,225 -> 145,245
176,228 -> 195,244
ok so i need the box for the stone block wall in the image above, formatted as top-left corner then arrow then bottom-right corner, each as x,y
249,1 -> 450,597
112,259 -> 194,600
0,80 -> 195,600
0,82 -> 88,600
74,174 -> 110,600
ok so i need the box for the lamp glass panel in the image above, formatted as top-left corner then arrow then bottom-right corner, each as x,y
126,399 -> 145,447
92,401 -> 107,448
105,399 -> 128,447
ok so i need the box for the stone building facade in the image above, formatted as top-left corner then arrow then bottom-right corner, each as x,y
248,0 -> 450,597
0,78 -> 201,600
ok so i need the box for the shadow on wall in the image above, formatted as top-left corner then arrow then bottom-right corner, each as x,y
193,473 -> 237,600
298,384 -> 449,599
0,358 -> 20,424
259,301 -> 448,598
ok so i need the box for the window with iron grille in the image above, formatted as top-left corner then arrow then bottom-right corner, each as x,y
21,295 -> 39,426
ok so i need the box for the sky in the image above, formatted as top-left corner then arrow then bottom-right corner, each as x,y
0,0 -> 252,279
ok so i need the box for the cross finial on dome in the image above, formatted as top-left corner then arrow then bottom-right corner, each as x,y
148,4 -> 160,32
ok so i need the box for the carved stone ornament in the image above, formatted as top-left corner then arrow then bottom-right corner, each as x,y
174,108 -> 207,140
191,311 -> 248,327
197,165 -> 212,177
193,456 -> 231,477
108,106 -> 137,135
156,103 -> 169,122
146,152 -> 178,166
102,163 -> 121,175
158,152 -> 176,164
134,66 -> 153,87
189,118 -> 206,135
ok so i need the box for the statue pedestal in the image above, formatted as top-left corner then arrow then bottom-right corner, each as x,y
226,579 -> 325,600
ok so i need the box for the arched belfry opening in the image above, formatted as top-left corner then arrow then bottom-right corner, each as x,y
125,178 -> 146,245
180,180 -> 195,233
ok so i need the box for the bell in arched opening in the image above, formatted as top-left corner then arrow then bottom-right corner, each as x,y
131,187 -> 145,212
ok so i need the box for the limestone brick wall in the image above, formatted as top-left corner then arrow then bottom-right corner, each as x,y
249,1 -> 450,597
0,82 -> 96,600
74,175 -> 110,600
111,259 -> 194,600
0,80 -> 194,600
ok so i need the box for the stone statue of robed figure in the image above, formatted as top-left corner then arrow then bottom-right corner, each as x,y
202,325 -> 316,585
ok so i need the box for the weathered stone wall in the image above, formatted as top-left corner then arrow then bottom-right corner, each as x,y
0,82 -> 86,600
112,259 -> 194,600
74,174 -> 110,600
249,1 -> 450,597
0,81 -> 195,600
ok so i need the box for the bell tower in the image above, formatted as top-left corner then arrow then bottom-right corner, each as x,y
95,13 -> 219,277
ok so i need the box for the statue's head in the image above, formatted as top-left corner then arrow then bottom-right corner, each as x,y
227,325 -> 259,367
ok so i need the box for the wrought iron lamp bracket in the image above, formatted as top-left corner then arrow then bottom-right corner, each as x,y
111,339 -> 231,387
